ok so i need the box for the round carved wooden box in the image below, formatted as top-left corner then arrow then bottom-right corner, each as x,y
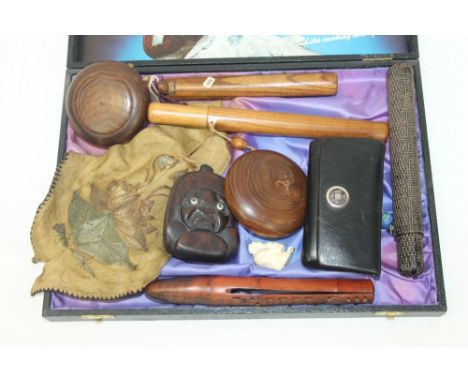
224,150 -> 307,238
66,61 -> 149,147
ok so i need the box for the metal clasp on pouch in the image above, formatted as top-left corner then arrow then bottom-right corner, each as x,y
81,314 -> 116,322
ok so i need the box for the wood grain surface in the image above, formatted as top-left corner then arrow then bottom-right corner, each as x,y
145,276 -> 375,306
148,103 -> 389,141
66,61 -> 149,147
224,150 -> 307,238
156,72 -> 338,99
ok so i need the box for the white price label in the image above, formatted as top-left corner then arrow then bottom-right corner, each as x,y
203,77 -> 216,88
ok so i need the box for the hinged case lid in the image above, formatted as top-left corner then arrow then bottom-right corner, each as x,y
67,35 -> 418,70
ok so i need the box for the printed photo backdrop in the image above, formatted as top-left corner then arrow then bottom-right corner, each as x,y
76,35 -> 408,63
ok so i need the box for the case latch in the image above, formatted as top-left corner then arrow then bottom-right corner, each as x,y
374,311 -> 404,319
81,314 -> 116,322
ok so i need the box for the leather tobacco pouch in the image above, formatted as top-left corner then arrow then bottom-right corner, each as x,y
302,138 -> 385,275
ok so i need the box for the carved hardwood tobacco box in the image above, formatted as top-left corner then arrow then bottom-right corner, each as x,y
224,150 -> 307,239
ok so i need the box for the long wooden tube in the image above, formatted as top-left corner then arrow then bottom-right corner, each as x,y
148,103 -> 389,141
145,276 -> 374,306
155,72 -> 338,100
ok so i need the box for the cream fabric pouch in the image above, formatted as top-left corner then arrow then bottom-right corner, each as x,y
31,125 -> 230,299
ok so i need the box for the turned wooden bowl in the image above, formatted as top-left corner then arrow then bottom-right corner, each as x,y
66,61 -> 149,147
224,150 -> 307,238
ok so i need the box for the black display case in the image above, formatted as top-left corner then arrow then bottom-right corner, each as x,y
41,35 -> 446,320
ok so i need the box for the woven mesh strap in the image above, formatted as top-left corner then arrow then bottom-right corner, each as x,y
387,63 -> 424,277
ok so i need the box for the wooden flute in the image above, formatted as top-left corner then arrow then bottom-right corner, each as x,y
145,276 -> 374,306
148,103 -> 389,141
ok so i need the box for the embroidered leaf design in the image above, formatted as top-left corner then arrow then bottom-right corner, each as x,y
53,223 -> 68,247
116,226 -> 148,251
68,192 -> 135,270
71,250 -> 96,277
142,224 -> 158,235
89,183 -> 109,211
107,182 -> 139,212
156,154 -> 179,171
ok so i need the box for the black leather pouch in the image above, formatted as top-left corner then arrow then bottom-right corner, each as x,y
163,165 -> 239,263
302,138 -> 385,275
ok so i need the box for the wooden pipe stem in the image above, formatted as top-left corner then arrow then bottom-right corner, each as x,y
148,103 -> 389,141
145,276 -> 374,306
157,73 -> 338,100
155,72 -> 338,100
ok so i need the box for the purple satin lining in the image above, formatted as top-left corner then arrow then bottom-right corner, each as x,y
52,68 -> 437,310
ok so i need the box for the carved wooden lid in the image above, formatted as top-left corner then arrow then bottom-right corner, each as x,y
66,61 -> 149,147
224,150 -> 307,238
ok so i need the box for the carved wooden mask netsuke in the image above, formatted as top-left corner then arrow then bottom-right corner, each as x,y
181,188 -> 230,233
163,165 -> 239,263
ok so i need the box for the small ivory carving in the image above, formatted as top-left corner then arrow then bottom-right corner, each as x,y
248,242 -> 294,271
